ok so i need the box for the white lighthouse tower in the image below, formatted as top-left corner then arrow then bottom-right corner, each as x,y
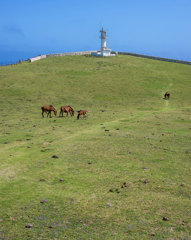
91,28 -> 116,57
100,28 -> 106,50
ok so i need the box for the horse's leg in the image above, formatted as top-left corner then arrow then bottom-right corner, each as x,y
49,110 -> 52,118
42,110 -> 44,118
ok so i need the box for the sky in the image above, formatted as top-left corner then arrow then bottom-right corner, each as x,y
0,0 -> 191,64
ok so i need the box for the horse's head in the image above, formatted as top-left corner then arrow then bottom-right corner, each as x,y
71,109 -> 75,116
54,109 -> 57,116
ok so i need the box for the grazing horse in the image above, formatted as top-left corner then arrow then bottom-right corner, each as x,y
77,110 -> 89,120
164,92 -> 170,99
41,105 -> 57,118
59,105 -> 75,117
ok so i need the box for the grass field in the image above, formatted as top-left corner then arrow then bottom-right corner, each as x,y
0,55 -> 191,240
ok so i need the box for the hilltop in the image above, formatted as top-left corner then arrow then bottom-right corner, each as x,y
0,55 -> 191,239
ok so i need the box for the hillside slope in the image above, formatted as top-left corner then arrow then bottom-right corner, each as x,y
0,55 -> 191,239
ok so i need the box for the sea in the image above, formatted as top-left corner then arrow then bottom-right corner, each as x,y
0,50 -> 40,65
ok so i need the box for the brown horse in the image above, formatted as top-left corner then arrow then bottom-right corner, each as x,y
59,105 -> 75,117
77,110 -> 89,119
41,105 -> 57,118
164,92 -> 170,99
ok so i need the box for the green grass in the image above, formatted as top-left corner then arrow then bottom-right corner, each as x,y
0,55 -> 191,239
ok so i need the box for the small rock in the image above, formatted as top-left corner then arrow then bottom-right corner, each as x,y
40,199 -> 48,204
163,217 -> 168,221
88,162 -> 92,165
109,189 -> 113,192
25,223 -> 33,228
59,179 -> 64,182
0,219 -> 3,222
143,179 -> 150,184
107,203 -> 112,207
180,183 -> 184,187
105,129 -> 109,132
150,232 -> 155,236
48,225 -> 53,228
39,179 -> 46,182
142,167 -> 148,170
52,155 -> 58,159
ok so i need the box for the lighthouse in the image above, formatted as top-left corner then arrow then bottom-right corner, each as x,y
100,28 -> 106,50
91,28 -> 116,57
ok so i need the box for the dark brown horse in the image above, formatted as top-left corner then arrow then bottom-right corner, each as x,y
59,105 -> 75,117
164,92 -> 170,99
77,110 -> 89,119
41,105 -> 57,118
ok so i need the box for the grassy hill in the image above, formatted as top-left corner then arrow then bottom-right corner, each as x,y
0,55 -> 191,239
